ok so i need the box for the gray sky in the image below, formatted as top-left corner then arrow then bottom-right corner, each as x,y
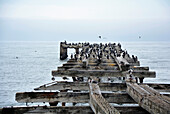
0,0 -> 170,41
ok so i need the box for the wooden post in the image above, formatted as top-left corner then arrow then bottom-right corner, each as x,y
60,90 -> 67,106
135,77 -> 138,83
60,42 -> 68,60
49,101 -> 58,106
139,77 -> 144,83
75,48 -> 79,54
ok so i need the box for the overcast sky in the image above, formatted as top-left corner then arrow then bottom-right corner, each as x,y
0,0 -> 170,41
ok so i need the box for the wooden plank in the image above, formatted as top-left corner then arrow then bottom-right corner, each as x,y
34,81 -> 88,91
126,82 -> 170,114
62,62 -> 117,66
0,106 -> 37,114
89,83 -> 120,114
129,62 -> 140,66
110,54 -> 122,71
62,44 -> 82,48
34,82 -> 170,92
58,66 -> 119,70
57,66 -> 82,70
62,63 -> 120,68
52,69 -> 156,78
34,82 -> 127,91
16,92 -> 135,103
144,83 -> 170,92
133,66 -> 149,71
67,59 -> 77,62
24,106 -> 93,114
115,106 -> 149,114
0,106 -> 149,114
63,63 -> 81,66
16,92 -> 89,103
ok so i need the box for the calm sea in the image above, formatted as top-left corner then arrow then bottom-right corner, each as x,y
0,41 -> 170,108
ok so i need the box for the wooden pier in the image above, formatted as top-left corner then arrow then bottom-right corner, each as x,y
1,41 -> 170,114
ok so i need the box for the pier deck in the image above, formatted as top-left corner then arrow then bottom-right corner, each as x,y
1,41 -> 170,114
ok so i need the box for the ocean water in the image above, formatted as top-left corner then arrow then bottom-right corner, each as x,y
0,41 -> 170,108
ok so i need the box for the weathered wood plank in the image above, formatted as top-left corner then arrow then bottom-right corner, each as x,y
129,62 -> 140,66
16,92 -> 135,103
62,43 -> 82,48
63,63 -> 81,66
24,106 -> 93,114
110,54 -> 122,71
62,62 -> 119,66
16,92 -> 89,103
58,66 -> 119,70
133,66 -> 149,71
144,83 -> 170,92
0,106 -> 149,114
34,82 -> 170,92
115,106 -> 149,114
61,62 -> 143,68
89,83 -> 120,114
34,82 -> 126,91
52,69 -> 156,78
126,82 -> 170,114
0,106 -> 37,114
